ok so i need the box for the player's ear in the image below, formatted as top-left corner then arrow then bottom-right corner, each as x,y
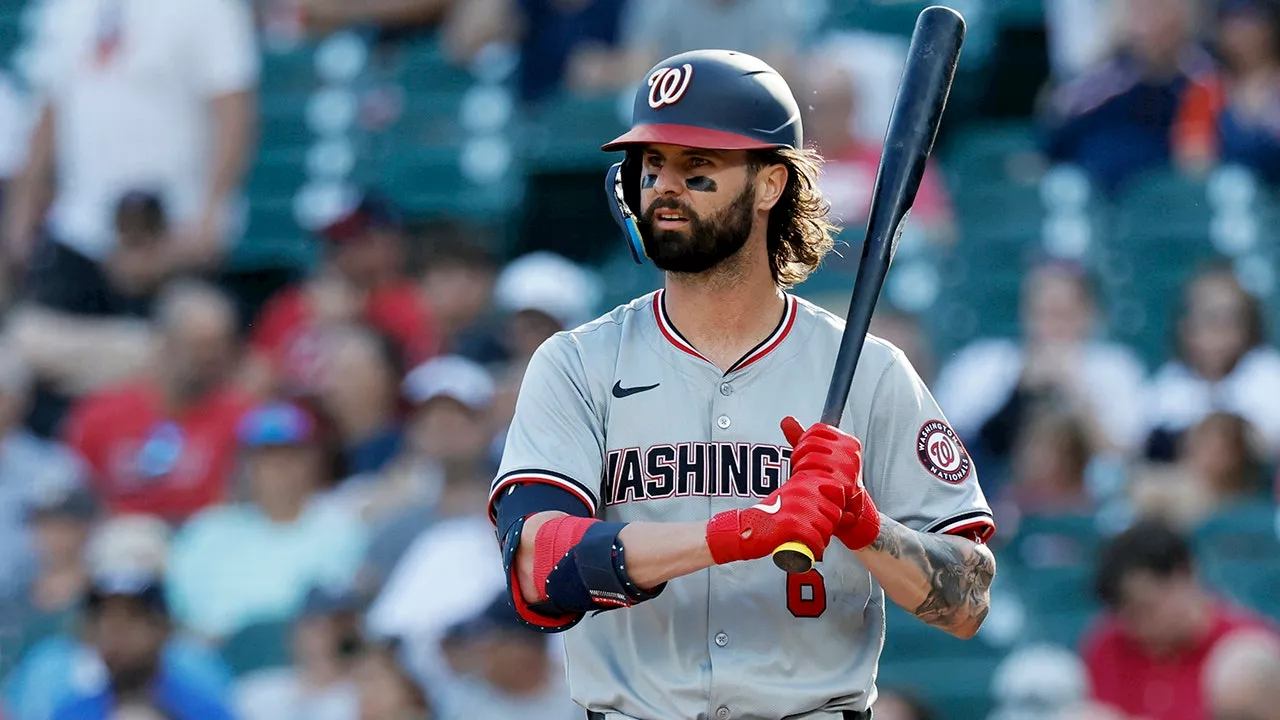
754,162 -> 788,213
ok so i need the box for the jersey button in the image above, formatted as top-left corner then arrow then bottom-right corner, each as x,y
719,382 -> 732,396
716,707 -> 730,720
716,415 -> 731,429
714,632 -> 728,647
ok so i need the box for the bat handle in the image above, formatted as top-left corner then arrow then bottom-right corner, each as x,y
771,541 -> 815,574
770,395 -> 846,573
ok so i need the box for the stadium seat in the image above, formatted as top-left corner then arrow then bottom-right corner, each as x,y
220,620 -> 293,677
876,655 -> 1000,720
1003,514 -> 1104,570
1192,501 -> 1280,563
520,92 -> 629,171
1203,558 -> 1280,614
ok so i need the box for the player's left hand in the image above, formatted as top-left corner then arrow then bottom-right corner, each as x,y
781,417 -> 881,551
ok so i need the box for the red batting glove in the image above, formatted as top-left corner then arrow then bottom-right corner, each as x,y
705,469 -> 844,565
781,416 -> 881,551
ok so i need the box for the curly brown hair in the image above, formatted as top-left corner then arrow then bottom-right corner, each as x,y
748,147 -> 840,288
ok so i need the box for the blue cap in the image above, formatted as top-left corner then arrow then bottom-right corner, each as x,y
237,402 -> 316,448
443,591 -> 543,645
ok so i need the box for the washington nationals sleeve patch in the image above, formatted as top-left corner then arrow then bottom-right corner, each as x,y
915,420 -> 971,484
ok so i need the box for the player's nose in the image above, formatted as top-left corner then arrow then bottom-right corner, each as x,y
650,165 -> 685,197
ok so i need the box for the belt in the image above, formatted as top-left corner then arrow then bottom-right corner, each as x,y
586,707 -> 870,712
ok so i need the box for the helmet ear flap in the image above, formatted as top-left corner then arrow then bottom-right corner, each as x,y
605,150 -> 647,265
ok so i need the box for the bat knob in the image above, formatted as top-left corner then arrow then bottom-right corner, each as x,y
771,542 -> 815,574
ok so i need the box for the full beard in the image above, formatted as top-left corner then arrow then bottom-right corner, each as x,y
107,656 -> 161,697
638,183 -> 756,275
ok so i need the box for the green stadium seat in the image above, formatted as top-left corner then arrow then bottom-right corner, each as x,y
1112,171 -> 1212,238
1003,514 -> 1104,569
258,93 -> 312,149
940,122 -> 1039,184
876,655 -> 1000,720
258,46 -> 319,95
391,38 -> 474,93
520,93 -> 629,171
1024,608 -> 1099,650
831,1 -> 937,36
1206,560 -> 1280,616
220,620 -> 293,677
1192,502 -> 1280,563
994,0 -> 1046,26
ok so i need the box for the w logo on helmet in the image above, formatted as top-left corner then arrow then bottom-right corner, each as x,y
647,64 -> 694,109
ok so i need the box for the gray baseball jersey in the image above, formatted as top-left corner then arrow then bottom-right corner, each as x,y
490,290 -> 994,720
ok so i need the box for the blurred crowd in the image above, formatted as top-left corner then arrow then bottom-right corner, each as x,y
0,0 -> 1276,719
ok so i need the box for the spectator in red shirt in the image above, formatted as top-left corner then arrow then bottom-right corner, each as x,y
63,280 -> 253,522
1082,518 -> 1275,720
247,191 -> 437,396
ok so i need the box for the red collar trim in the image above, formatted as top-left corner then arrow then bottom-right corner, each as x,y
651,290 -> 797,374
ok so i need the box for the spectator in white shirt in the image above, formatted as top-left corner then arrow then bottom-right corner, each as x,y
2,0 -> 259,294
1144,265 -> 1280,460
934,261 -> 1148,467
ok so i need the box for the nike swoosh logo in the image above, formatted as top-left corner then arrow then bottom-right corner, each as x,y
612,381 -> 660,398
751,498 -> 782,514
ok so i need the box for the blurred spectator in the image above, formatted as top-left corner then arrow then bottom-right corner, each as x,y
61,280 -> 253,523
987,644 -> 1090,720
1203,629 -> 1280,720
334,354 -> 494,526
315,325 -> 405,478
1003,411 -> 1096,524
165,401 -> 368,640
1175,0 -> 1280,183
298,0 -> 512,69
493,251 -> 601,364
1044,0 -> 1116,81
1144,266 -> 1280,460
417,237 -> 498,357
874,689 -> 938,720
512,0 -> 632,103
353,639 -> 435,720
10,192 -> 175,438
1083,519 -> 1276,720
362,356 -> 503,685
247,192 -> 437,396
935,261 -> 1147,466
233,586 -> 362,720
50,568 -> 234,720
1131,411 -> 1267,529
433,592 -> 578,720
0,484 -> 98,681
1041,0 -> 1218,193
869,310 -> 936,386
3,517 -> 229,720
364,383 -> 505,686
618,0 -> 815,90
0,72 -> 30,212
2,0 -> 258,291
802,53 -> 956,247
0,345 -> 85,599
343,355 -> 500,618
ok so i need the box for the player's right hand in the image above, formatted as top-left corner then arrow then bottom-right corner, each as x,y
704,470 -> 844,565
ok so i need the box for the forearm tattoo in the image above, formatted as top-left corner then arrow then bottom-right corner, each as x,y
869,516 -> 995,633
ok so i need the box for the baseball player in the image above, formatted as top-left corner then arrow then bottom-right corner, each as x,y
489,49 -> 997,720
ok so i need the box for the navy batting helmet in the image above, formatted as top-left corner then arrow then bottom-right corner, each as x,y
603,50 -> 804,264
